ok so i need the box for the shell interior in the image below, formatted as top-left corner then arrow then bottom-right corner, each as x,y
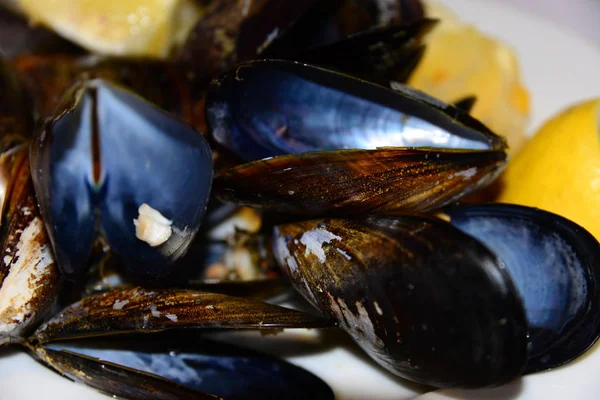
445,204 -> 600,372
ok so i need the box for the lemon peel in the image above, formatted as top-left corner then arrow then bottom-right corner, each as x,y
16,0 -> 204,58
498,98 -> 600,240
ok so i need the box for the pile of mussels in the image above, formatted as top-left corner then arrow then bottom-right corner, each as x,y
0,1 -> 599,399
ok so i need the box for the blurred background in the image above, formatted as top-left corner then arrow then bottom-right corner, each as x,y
502,0 -> 600,48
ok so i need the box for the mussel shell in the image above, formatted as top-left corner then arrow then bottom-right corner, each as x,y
0,147 -> 60,344
280,19 -> 435,85
33,346 -> 217,399
213,148 -> 506,216
206,60 -> 506,162
30,78 -> 213,278
42,333 -> 334,400
263,0 -> 426,56
273,216 -> 528,388
453,96 -> 478,113
177,0 -> 317,75
443,203 -> 600,373
32,287 -> 332,344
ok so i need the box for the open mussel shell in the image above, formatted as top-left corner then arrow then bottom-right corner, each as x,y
273,205 -> 600,388
40,332 -> 334,400
206,59 -> 506,162
213,148 -> 506,216
442,203 -> 600,373
28,287 -> 333,399
29,78 -> 213,279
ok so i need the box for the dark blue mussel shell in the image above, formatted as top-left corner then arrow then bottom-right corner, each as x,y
272,204 -> 600,388
45,333 -> 334,400
275,19 -> 437,86
444,203 -> 600,373
30,78 -> 213,279
206,59 -> 506,162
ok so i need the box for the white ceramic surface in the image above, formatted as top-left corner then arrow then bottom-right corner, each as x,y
1,1 -> 600,399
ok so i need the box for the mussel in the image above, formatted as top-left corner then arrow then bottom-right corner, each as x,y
0,88 -> 336,399
23,287 -> 335,399
207,59 -> 507,216
29,78 -> 213,279
42,333 -> 334,400
0,143 -> 59,344
273,204 -> 600,388
0,26 -> 343,395
262,0 -> 426,57
207,59 -> 505,161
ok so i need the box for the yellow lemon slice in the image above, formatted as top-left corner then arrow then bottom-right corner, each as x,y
408,0 -> 530,155
498,98 -> 600,240
16,0 -> 204,58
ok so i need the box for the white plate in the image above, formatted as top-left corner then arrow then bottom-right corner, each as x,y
2,0 -> 600,399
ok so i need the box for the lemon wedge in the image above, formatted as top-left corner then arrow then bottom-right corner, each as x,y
408,0 -> 530,154
498,98 -> 600,240
16,0 -> 204,58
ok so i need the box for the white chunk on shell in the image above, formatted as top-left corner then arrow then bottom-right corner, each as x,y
133,203 -> 173,247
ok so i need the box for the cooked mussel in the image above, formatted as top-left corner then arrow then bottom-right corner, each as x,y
207,60 -> 506,161
29,78 -> 213,279
214,148 -> 506,216
42,333 -> 334,400
0,76 -> 59,343
273,204 -> 600,388
27,287 -> 334,399
0,144 -> 59,344
207,59 -> 507,215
